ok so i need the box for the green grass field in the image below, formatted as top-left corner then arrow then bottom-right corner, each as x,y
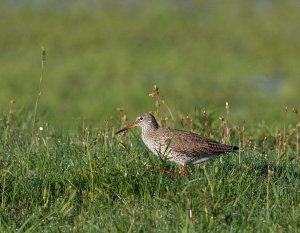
1,1 -> 300,232
1,99 -> 299,232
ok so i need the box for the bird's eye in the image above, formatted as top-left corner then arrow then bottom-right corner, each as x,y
139,117 -> 144,121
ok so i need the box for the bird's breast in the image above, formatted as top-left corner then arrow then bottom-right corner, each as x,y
141,132 -> 172,157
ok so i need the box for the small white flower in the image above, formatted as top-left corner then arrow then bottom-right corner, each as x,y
39,127 -> 43,131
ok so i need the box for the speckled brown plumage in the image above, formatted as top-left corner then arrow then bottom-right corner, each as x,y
116,112 -> 238,175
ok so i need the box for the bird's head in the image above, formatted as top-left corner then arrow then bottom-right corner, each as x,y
116,112 -> 159,134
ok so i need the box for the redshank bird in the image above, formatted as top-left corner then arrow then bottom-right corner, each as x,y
116,112 -> 238,176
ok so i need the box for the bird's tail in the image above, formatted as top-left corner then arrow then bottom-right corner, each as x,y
232,146 -> 239,152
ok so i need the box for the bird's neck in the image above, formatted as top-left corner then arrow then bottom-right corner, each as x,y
141,124 -> 159,136
150,119 -> 159,129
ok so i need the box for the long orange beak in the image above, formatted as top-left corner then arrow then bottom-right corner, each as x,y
116,121 -> 137,134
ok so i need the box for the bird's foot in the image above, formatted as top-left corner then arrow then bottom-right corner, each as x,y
160,165 -> 189,176
160,169 -> 183,176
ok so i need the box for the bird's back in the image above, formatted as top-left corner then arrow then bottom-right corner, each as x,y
143,127 -> 238,164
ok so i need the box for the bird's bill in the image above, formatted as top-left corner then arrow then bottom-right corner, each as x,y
115,121 -> 137,134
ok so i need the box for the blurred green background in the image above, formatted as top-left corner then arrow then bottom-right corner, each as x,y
1,0 -> 299,126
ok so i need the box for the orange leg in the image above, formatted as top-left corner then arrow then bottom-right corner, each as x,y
160,165 -> 188,176
181,165 -> 188,176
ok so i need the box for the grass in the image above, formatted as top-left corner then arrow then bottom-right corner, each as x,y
0,85 -> 299,232
0,1 -> 300,232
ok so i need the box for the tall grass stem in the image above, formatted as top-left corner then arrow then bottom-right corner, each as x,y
31,46 -> 45,146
